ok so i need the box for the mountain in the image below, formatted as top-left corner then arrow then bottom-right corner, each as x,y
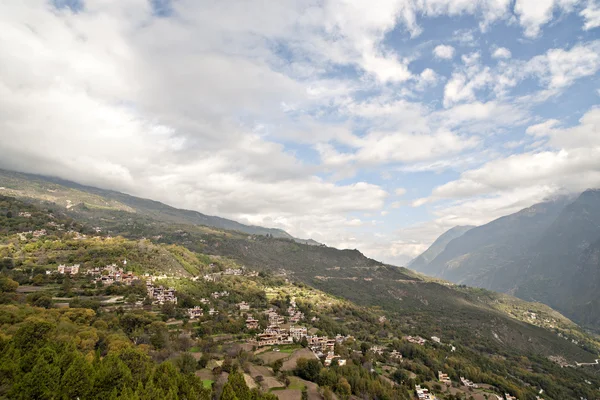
411,191 -> 600,330
408,225 -> 473,269
0,169 -> 298,240
1,182 -> 600,398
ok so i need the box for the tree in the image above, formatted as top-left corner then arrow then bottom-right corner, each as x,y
301,387 -> 309,400
176,353 -> 198,374
0,276 -> 18,292
300,336 -> 309,348
227,371 -> 250,399
336,377 -> 352,399
272,358 -> 283,374
60,354 -> 94,399
198,353 -> 210,369
295,358 -> 322,382
220,382 -> 239,400
13,351 -> 61,399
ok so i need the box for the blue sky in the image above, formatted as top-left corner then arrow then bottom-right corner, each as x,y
1,0 -> 600,265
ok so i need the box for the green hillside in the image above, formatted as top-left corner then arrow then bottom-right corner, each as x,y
1,180 -> 600,399
0,169 -> 295,239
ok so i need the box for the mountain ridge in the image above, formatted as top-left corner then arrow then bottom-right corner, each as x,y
411,190 -> 600,330
0,168 -> 312,242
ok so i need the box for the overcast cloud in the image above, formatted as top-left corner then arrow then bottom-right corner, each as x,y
1,0 -> 599,265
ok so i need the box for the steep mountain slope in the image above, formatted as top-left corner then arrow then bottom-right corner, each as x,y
515,190 -> 600,326
412,192 -> 600,330
408,225 -> 473,270
413,197 -> 570,289
0,169 -> 295,239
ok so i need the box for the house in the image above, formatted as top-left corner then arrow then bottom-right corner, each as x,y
415,385 -> 433,400
289,326 -> 307,340
32,229 -> 47,238
209,308 -> 219,316
199,298 -> 210,304
187,306 -> 204,319
223,268 -> 242,275
371,346 -> 384,355
203,274 -> 215,282
404,336 -> 427,346
460,377 -> 478,388
438,371 -> 451,385
505,394 -> 517,400
57,264 -> 80,275
147,284 -> 177,304
431,336 -> 441,343
337,359 -> 347,366
390,350 -> 403,360
378,316 -> 387,323
246,316 -> 259,330
238,301 -> 250,311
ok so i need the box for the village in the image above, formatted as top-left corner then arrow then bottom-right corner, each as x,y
47,261 -> 539,400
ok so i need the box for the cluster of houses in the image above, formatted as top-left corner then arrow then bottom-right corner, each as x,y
18,229 -> 47,240
287,299 -> 304,324
56,264 -> 80,275
187,306 -> 204,319
211,291 -> 229,299
146,279 -> 177,304
87,264 -> 139,286
404,335 -> 427,346
202,266 -> 259,282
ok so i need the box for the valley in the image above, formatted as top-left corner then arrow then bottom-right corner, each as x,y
0,172 -> 599,399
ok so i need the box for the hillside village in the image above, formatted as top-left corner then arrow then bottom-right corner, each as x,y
34,259 -> 552,400
0,195 -> 599,399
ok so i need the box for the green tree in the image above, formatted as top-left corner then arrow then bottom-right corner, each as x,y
176,352 -> 198,374
61,354 -> 94,399
272,358 -> 283,374
0,276 -> 18,292
13,348 -> 60,400
198,353 -> 210,369
94,354 -> 134,398
295,358 -> 322,382
220,382 -> 239,400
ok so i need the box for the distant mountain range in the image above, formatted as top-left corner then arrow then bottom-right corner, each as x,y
0,169 -> 320,244
411,190 -> 600,330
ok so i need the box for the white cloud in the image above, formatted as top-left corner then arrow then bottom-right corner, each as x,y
581,0 -> 600,30
1,0 -> 599,269
395,188 -> 407,196
423,107 -> 600,203
433,44 -> 455,59
319,130 -> 479,166
514,0 -> 578,38
492,47 -> 512,59
526,119 -> 560,137
525,41 -> 600,89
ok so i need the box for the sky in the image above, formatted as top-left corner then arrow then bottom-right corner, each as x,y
1,0 -> 600,266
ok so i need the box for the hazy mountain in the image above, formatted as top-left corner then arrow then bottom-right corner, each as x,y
411,191 -> 600,329
408,225 -> 473,270
0,169 -> 300,240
